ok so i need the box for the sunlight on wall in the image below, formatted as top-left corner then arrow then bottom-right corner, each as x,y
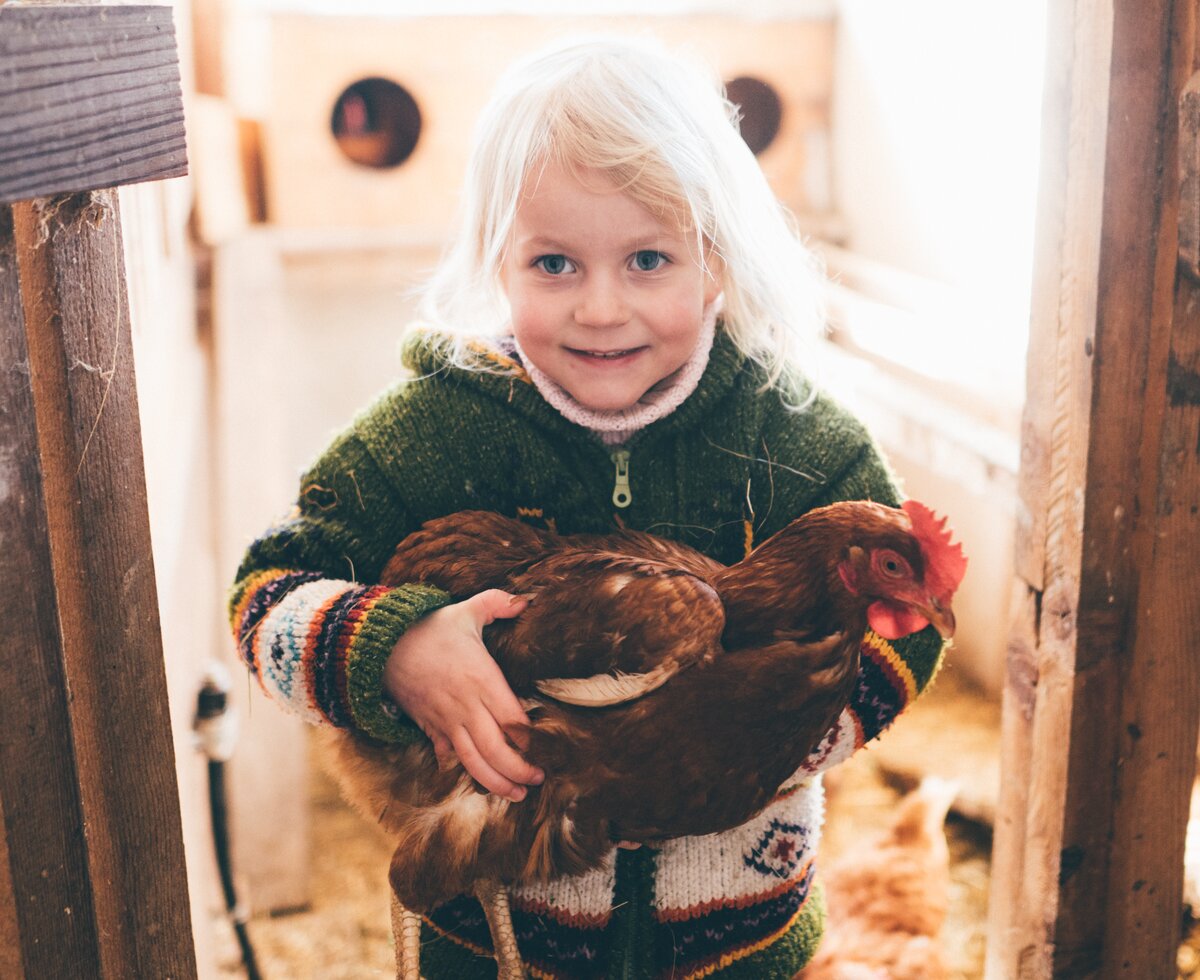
833,1 -> 1047,405
235,0 -> 834,14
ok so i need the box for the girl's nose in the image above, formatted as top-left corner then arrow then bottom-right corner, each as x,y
574,276 -> 629,328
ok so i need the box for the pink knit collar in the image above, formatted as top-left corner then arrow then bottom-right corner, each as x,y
511,299 -> 721,446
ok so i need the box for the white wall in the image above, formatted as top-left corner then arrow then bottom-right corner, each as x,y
832,0 -> 1046,409
826,1 -> 1049,694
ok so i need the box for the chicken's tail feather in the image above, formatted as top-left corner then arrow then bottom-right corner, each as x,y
520,792 -> 608,882
388,780 -> 511,909
535,662 -> 678,707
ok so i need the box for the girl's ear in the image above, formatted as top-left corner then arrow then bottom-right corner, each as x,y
496,240 -> 516,299
702,249 -> 725,304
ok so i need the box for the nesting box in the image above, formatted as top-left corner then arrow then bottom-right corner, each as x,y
263,14 -> 836,233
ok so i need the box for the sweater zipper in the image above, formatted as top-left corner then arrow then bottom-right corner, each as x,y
609,846 -> 656,980
612,449 -> 632,508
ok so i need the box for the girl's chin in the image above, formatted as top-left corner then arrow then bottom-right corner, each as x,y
569,391 -> 642,412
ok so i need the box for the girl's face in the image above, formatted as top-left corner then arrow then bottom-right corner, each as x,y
500,161 -> 722,412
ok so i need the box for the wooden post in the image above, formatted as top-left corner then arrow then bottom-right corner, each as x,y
0,4 -> 195,977
987,1 -> 1200,977
0,4 -> 187,202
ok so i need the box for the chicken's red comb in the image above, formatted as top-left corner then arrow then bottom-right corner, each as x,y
902,500 -> 967,598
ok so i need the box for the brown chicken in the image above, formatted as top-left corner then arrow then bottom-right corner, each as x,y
797,777 -> 960,980
317,499 -> 966,979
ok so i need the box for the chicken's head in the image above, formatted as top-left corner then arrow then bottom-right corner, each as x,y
836,500 -> 967,642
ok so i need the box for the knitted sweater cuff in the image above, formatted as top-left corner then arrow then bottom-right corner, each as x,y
229,568 -> 451,742
346,583 -> 453,743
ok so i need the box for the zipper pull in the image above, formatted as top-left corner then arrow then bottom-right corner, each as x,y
612,449 -> 632,508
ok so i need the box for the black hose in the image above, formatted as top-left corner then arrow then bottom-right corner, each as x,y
196,670 -> 263,980
208,756 -> 262,980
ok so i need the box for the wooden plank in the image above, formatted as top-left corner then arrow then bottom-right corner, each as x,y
987,1 -> 1200,976
0,4 -> 187,203
3,190 -> 196,978
0,204 -> 103,979
0,790 -> 23,980
987,0 -> 1112,958
1073,1 -> 1200,968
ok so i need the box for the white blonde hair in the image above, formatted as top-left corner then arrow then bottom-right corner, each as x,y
416,34 -> 825,391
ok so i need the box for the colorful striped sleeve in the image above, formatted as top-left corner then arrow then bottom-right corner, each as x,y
796,625 -> 944,776
228,564 -> 450,742
226,426 -> 453,743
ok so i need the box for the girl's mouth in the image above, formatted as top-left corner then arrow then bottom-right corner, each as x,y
567,346 -> 648,361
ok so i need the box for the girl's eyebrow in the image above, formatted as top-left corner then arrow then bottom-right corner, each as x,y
520,235 -> 572,251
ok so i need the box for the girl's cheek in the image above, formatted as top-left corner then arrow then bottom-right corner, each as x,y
510,303 -> 555,343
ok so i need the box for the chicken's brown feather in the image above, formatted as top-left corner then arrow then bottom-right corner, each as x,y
380,510 -> 556,594
486,550 -> 724,692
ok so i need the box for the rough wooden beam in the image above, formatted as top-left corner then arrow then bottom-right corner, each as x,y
0,192 -> 197,978
987,1 -> 1200,976
0,4 -> 187,203
0,203 -> 100,980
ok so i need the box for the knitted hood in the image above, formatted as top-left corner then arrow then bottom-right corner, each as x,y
398,326 -> 750,450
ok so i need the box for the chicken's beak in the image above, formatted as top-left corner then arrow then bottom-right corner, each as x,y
919,596 -> 957,639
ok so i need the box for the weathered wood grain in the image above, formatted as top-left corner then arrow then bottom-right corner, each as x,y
987,0 -> 1200,976
1179,72 -> 1200,280
0,4 -> 187,203
0,204 -> 104,979
0,788 -> 23,980
1,191 -> 196,978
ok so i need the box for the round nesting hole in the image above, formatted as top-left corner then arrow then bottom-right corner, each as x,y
330,77 -> 422,169
725,76 -> 783,156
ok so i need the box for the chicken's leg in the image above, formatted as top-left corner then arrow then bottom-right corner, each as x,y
475,878 -> 525,980
391,891 -> 424,980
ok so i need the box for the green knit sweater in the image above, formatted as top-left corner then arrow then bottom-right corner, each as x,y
229,327 -> 944,979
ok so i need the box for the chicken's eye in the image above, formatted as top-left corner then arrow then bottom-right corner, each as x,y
873,550 -> 911,579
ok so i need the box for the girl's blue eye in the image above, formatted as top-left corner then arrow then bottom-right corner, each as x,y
633,250 -> 666,272
535,255 -> 574,275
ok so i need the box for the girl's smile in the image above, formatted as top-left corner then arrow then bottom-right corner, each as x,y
565,345 -> 648,362
500,161 -> 722,412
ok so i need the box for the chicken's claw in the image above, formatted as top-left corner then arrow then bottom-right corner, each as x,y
476,878 -> 525,979
391,892 -> 424,980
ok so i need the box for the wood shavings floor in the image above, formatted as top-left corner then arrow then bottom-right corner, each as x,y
819,666 -> 994,980
210,669 -> 1194,979
215,768 -> 396,979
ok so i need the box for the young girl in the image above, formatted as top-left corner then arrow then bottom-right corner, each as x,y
229,36 -> 945,979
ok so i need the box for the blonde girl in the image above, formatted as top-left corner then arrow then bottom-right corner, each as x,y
229,34 -> 945,978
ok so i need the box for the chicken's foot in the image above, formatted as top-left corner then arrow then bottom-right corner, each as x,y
475,877 -> 525,980
391,891 -> 425,980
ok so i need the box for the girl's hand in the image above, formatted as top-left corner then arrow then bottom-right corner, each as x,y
382,589 -> 544,802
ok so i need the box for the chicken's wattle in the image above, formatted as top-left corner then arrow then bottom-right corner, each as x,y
866,601 -> 929,641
